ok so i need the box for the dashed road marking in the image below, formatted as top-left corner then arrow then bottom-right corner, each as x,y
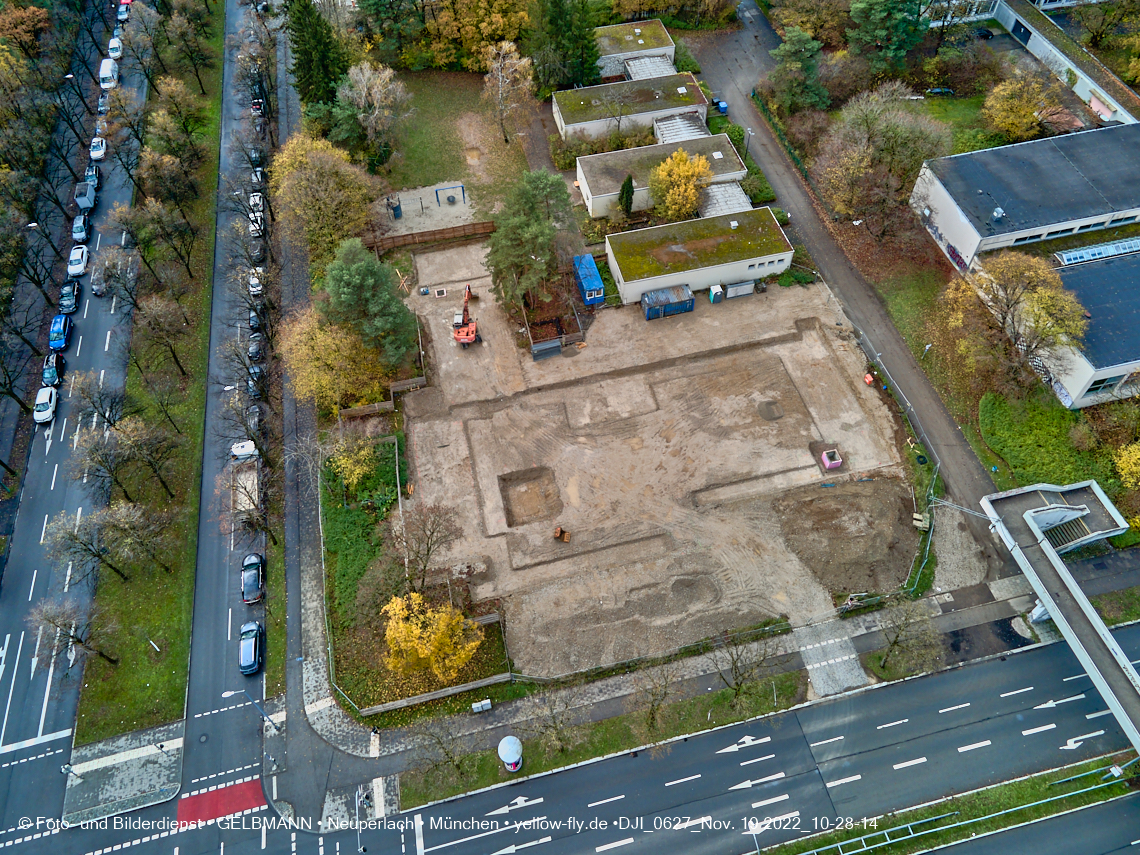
825,775 -> 861,788
958,740 -> 991,753
893,757 -> 927,770
193,701 -> 251,719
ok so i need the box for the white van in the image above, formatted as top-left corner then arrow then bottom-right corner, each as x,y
99,58 -> 119,90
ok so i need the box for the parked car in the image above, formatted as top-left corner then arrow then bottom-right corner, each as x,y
248,267 -> 263,296
250,239 -> 266,264
247,332 -> 264,363
238,621 -> 264,674
59,279 -> 81,314
67,245 -> 89,277
241,553 -> 265,604
925,87 -> 954,96
107,37 -> 122,60
72,213 -> 90,243
33,386 -> 58,424
97,91 -> 110,115
85,162 -> 101,190
974,27 -> 994,40
248,192 -> 264,213
248,211 -> 264,237
112,23 -> 123,39
245,403 -> 263,436
248,308 -> 261,332
41,352 -> 64,387
246,363 -> 265,398
116,3 -> 130,22
89,136 -> 107,161
95,117 -> 109,136
250,167 -> 265,190
250,98 -> 265,117
248,147 -> 264,167
48,314 -> 73,351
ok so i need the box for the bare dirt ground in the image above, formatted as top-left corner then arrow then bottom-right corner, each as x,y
403,246 -> 917,676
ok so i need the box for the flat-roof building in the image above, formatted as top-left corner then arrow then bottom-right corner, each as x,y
552,73 -> 707,141
576,134 -> 746,218
595,20 -> 675,79
911,124 -> 1140,270
605,207 -> 793,305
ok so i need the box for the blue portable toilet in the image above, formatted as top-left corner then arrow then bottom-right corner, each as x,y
573,255 -> 605,306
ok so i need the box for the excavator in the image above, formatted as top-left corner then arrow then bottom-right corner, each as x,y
452,283 -> 481,348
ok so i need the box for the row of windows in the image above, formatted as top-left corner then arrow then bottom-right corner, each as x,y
747,259 -> 782,270
1010,215 -> 1138,245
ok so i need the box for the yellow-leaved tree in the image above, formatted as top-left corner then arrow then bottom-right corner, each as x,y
1116,443 -> 1140,490
328,439 -> 378,495
277,306 -> 389,411
982,74 -> 1065,143
382,593 -> 484,683
647,149 -> 712,222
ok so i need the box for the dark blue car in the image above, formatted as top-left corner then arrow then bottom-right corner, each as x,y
48,314 -> 73,351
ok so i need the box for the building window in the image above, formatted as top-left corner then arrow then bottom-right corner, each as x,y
1110,215 -> 1137,225
1045,228 -> 1074,237
748,263 -> 756,270
1013,234 -> 1043,244
1086,375 -> 1126,395
1076,222 -> 1102,231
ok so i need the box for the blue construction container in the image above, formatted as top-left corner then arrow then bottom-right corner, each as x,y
641,285 -> 695,321
573,255 -> 605,306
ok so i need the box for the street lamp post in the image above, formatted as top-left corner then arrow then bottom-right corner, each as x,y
745,127 -> 755,163
221,689 -> 281,733
155,743 -> 171,758
64,73 -> 92,116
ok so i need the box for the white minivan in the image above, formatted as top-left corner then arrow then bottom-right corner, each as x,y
99,57 -> 119,90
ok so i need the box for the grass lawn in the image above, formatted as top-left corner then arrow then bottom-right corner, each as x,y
763,755 -> 1134,854
914,94 -> 1006,154
399,671 -> 806,808
383,72 -> 528,218
1091,585 -> 1140,626
265,532 -> 286,697
74,10 -> 224,744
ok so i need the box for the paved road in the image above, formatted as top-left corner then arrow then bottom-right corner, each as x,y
692,3 -> 1009,580
0,0 -> 141,837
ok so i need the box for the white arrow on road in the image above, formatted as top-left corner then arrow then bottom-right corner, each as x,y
717,735 -> 772,754
43,421 -> 53,456
487,796 -> 545,816
490,836 -> 551,855
1034,694 -> 1086,709
729,771 -> 785,790
1059,730 -> 1104,750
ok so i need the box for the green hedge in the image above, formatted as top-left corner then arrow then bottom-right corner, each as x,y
978,392 -> 1117,493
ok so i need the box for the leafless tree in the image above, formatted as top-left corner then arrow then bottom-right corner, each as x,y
0,334 -> 34,414
168,12 -> 213,94
102,501 -> 177,573
117,416 -> 181,499
482,44 -> 532,145
70,370 -> 134,430
70,428 -> 136,502
122,2 -> 170,91
520,683 -> 587,754
217,461 -> 279,545
877,598 -> 943,675
339,61 -> 414,152
623,662 -> 680,748
44,508 -> 131,582
136,295 -> 191,376
1,293 -> 47,356
706,630 -> 790,709
215,388 -> 273,465
388,503 -> 462,591
283,431 -> 337,497
598,86 -> 637,136
223,217 -> 273,269
27,599 -> 119,665
408,715 -> 475,782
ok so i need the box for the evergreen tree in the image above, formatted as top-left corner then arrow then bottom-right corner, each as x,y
358,0 -> 425,65
768,27 -> 830,115
846,0 -> 927,74
285,0 -> 349,104
618,174 -> 634,216
561,0 -> 600,88
486,170 -> 572,305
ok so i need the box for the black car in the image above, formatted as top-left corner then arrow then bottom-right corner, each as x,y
58,279 -> 81,314
248,147 -> 264,167
250,238 -> 266,264
241,553 -> 265,604
974,27 -> 994,40
85,163 -> 101,190
246,363 -> 265,398
97,91 -> 110,115
238,621 -> 264,675
41,352 -> 64,387
251,98 -> 265,117
247,332 -> 264,363
248,308 -> 262,332
245,403 -> 263,436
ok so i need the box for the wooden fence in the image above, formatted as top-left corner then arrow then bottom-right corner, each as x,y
364,221 -> 496,253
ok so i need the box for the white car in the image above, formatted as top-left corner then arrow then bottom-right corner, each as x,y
116,3 -> 130,22
248,192 -> 264,213
89,136 -> 107,161
247,267 -> 264,296
67,244 -> 89,277
107,37 -> 122,60
33,386 -> 58,424
248,211 -> 264,237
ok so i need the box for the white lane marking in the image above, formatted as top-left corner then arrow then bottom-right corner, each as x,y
72,426 -> 79,449
64,562 -> 72,593
99,369 -> 104,389
37,629 -> 57,735
716,735 -> 771,754
939,703 -> 970,713
27,566 -> 37,602
82,299 -> 89,319
95,232 -> 101,251
596,840 -> 634,852
587,795 -> 624,808
1063,673 -> 1088,682
39,514 -> 48,544
1001,687 -> 1033,697
31,627 -> 41,680
665,774 -> 700,787
1086,710 -> 1113,720
58,417 -> 66,441
191,762 -> 259,785
50,464 -> 57,490
1022,724 -> 1057,736
751,794 -> 789,808
893,757 -> 927,770
670,818 -> 710,832
75,335 -> 82,356
740,753 -> 775,766
0,728 -> 70,754
1034,694 -> 1085,709
0,632 -> 25,748
810,736 -> 843,747
104,330 -> 111,352
958,740 -> 991,753
877,719 -> 908,729
110,294 -> 117,314
1060,730 -> 1104,751
68,375 -> 75,398
75,507 -> 82,531
729,772 -> 785,790
121,231 -> 126,245
826,775 -> 861,788
486,797 -> 544,816
228,609 -> 232,641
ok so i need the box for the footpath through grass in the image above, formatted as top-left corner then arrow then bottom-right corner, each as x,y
400,672 -> 805,808
763,754 -> 1135,854
74,12 -> 225,745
